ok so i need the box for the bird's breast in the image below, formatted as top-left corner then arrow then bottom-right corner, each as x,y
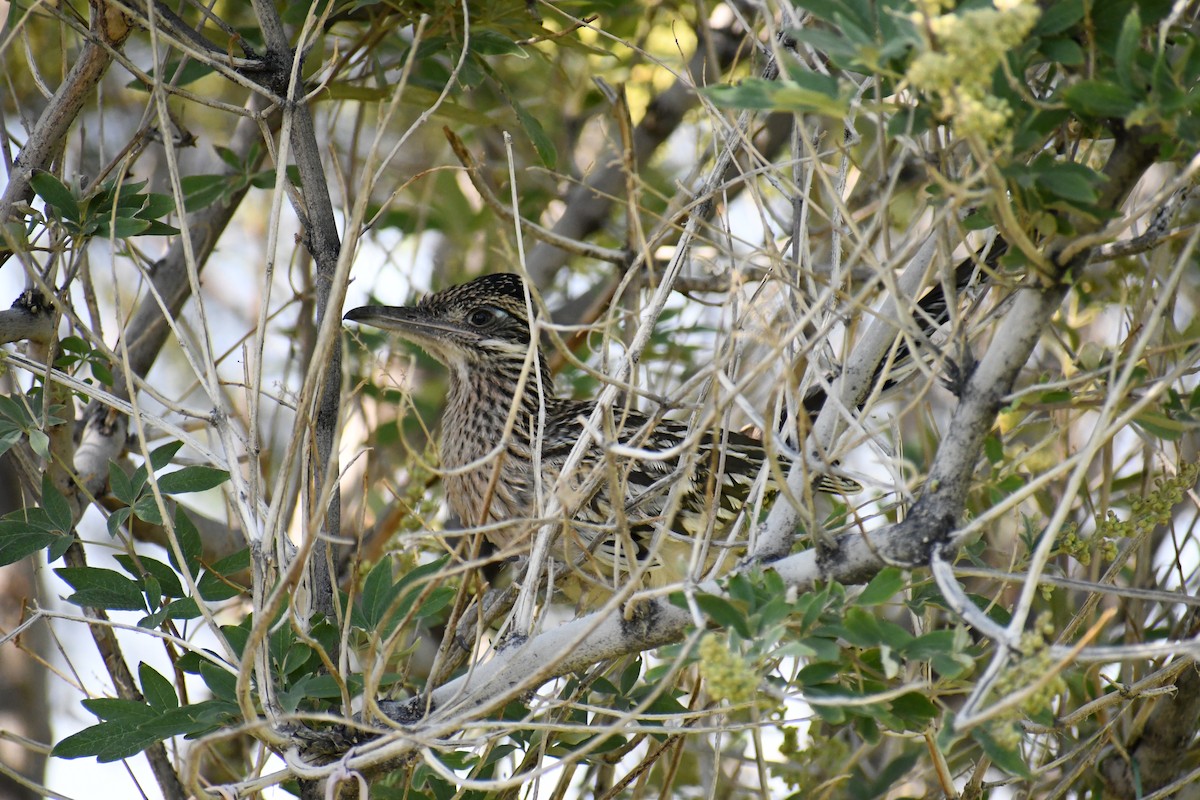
440,409 -> 537,551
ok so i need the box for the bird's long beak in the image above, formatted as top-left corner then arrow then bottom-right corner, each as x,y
344,305 -> 464,343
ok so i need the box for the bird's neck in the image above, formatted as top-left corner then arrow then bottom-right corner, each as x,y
441,354 -> 555,466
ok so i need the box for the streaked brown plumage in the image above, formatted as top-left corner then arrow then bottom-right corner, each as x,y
346,273 -> 860,592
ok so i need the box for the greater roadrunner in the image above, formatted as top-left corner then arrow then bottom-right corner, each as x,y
346,273 -> 861,592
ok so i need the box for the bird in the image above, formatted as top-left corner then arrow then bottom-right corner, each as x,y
345,273 -> 861,596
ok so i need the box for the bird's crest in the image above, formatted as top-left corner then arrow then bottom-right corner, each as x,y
418,273 -> 529,317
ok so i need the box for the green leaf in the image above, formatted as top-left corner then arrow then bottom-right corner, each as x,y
140,193 -> 176,220
272,627 -> 314,678
53,720 -> 149,762
80,697 -> 157,723
857,567 -> 904,605
1115,7 -> 1142,89
358,559 -> 398,629
962,207 -> 995,230
47,534 -> 73,562
31,172 -> 80,222
179,174 -> 231,212
702,81 -> 773,111
0,524 -> 60,567
0,394 -> 29,424
88,359 -> 111,383
794,636 -> 841,662
55,566 -> 147,611
214,145 -> 244,171
148,441 -> 185,471
903,629 -> 961,660
796,0 -> 853,27
786,27 -> 862,66
693,593 -> 751,639
128,461 -> 150,499
1133,410 -> 1194,440
139,606 -> 171,629
984,435 -> 1004,464
41,474 -> 73,533
471,30 -> 527,57
221,622 -> 249,659
199,660 -> 237,702
248,169 -> 280,189
27,429 -> 49,459
163,596 -> 202,621
832,607 -> 881,647
139,663 -> 179,711
354,555 -> 451,634
277,674 -> 320,714
134,704 -> 216,740
771,83 -> 848,116
619,656 -> 642,696
1062,80 -> 1137,118
142,574 -> 162,611
798,0 -> 876,43
1037,170 -> 1098,205
510,97 -> 557,169
0,429 -> 23,460
197,548 -> 250,601
168,506 -> 203,574
890,692 -> 939,727
781,65 -> 843,99
1038,37 -> 1085,67
1037,388 -> 1073,405
704,75 -> 847,117
53,701 -> 212,761
876,618 -> 915,650
972,725 -> 1032,777
802,681 -> 859,704
97,216 -> 150,239
1033,0 -> 1083,36
133,494 -> 164,525
931,651 -> 975,680
110,180 -> 148,207
178,697 -> 236,731
415,586 -> 454,619
109,462 -> 134,505
641,690 -> 687,718
114,554 -> 185,599
156,466 -> 230,494
1028,156 -> 1106,206
138,220 -> 182,237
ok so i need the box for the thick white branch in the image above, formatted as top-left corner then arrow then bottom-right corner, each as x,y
754,228 -> 945,559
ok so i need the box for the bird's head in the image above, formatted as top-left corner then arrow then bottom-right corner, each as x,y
345,273 -> 545,380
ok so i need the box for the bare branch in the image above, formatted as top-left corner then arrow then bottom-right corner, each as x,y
249,0 -> 344,632
1101,648 -> 1200,798
523,22 -> 744,285
0,2 -> 131,224
443,128 -> 629,266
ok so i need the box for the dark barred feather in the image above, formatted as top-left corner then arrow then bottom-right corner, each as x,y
348,273 -> 863,592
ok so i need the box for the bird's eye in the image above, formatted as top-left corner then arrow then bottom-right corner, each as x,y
467,307 -> 501,327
